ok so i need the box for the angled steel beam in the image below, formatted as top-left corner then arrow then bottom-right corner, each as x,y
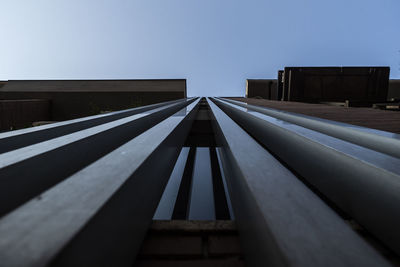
220,98 -> 400,140
207,98 -> 389,267
153,147 -> 190,220
212,97 -> 400,256
0,99 -> 187,154
219,97 -> 400,158
0,98 -> 196,217
209,147 -> 230,220
172,146 -> 196,220
0,99 -> 200,267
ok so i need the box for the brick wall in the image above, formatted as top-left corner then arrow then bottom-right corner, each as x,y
135,220 -> 245,267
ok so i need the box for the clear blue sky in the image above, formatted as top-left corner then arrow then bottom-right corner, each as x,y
1,0 -> 399,96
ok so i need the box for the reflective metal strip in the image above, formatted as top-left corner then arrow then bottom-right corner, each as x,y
215,98 -> 400,174
219,97 -> 400,158
216,147 -> 234,219
172,146 -> 196,220
218,98 -> 400,138
153,147 -> 190,220
219,98 -> 400,138
209,147 -> 230,220
0,99 -> 200,267
211,97 -> 400,256
0,98 -> 187,154
207,97 -> 389,267
0,98 -> 196,217
188,147 -> 215,220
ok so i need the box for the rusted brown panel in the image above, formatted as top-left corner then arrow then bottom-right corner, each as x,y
0,99 -> 50,131
229,97 -> 400,134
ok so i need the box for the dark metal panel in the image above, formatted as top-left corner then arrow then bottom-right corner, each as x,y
0,99 -> 196,217
388,79 -> 400,100
212,97 -> 400,256
277,70 -> 284,100
282,67 -> 390,103
245,79 -> 276,99
0,99 -> 50,131
0,98 -> 186,154
220,97 -> 400,158
207,98 -> 390,266
0,99 -> 200,267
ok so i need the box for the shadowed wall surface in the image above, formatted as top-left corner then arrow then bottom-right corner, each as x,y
389,80 -> 400,100
0,79 -> 186,129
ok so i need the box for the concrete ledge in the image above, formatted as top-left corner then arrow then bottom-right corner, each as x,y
135,259 -> 245,267
150,220 -> 236,232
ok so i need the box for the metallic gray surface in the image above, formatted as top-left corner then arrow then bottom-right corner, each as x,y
212,97 -> 400,256
188,147 -> 216,220
0,99 -> 187,154
0,99 -> 200,267
221,97 -> 400,138
216,147 -> 235,220
216,99 -> 400,174
208,98 -> 390,267
153,147 -> 189,220
0,99 -> 196,217
219,97 -> 400,157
